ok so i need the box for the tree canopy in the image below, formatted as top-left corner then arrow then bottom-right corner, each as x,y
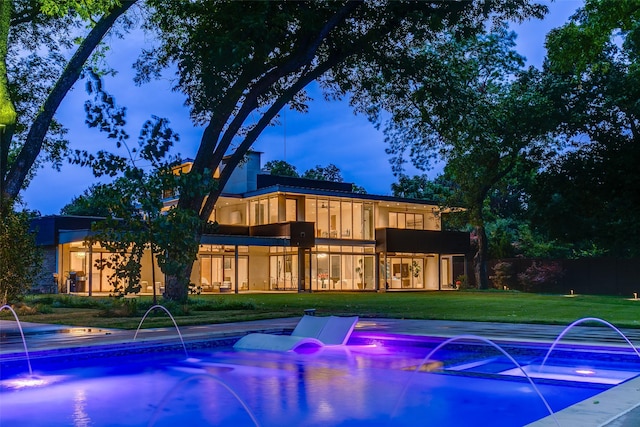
0,0 -> 136,209
530,0 -> 640,258
9,0 -> 545,301
301,164 -> 343,182
130,0 -> 546,300
351,27 -> 560,288
263,160 -> 299,178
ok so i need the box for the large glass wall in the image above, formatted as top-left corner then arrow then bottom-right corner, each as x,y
61,241 -> 165,294
380,254 -> 456,290
249,195 -> 301,225
387,256 -> 425,289
216,202 -> 246,225
389,212 -> 424,230
269,247 -> 298,290
311,245 -> 375,291
250,198 -> 269,225
199,245 -> 249,292
305,197 -> 375,241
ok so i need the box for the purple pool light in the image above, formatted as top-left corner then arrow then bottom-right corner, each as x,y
2,330 -> 635,427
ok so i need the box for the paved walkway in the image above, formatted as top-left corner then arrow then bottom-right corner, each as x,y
2,316 -> 640,426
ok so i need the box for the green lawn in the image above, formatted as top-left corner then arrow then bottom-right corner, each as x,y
3,291 -> 640,330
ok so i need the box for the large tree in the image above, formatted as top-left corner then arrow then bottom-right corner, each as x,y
134,1 -> 545,301
529,0 -> 640,257
0,0 -> 136,209
350,28 -> 558,289
131,1 -> 546,301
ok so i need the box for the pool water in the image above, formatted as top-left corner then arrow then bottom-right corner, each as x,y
1,333 -> 638,427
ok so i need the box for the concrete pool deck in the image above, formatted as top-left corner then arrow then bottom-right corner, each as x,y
2,316 -> 640,426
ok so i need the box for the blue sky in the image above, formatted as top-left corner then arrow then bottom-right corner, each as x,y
22,0 -> 583,215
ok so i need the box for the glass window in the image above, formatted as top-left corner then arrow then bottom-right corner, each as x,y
223,256 -> 234,283
341,201 -> 352,239
398,213 -> 406,229
330,255 -> 341,289
317,199 -> 329,238
352,202 -> 363,239
270,256 -> 279,289
201,255 -> 212,290
286,199 -> 297,222
389,212 -> 398,228
406,213 -> 414,229
414,214 -> 424,230
363,203 -> 374,240
258,199 -> 268,225
363,255 -> 375,290
317,252 -> 329,290
329,200 -> 340,238
411,258 -> 424,288
305,197 -> 317,224
342,255 -> 353,289
238,257 -> 249,291
250,200 -> 258,225
269,196 -> 279,223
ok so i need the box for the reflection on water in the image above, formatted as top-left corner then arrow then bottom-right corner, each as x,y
0,339 -> 635,426
73,389 -> 91,427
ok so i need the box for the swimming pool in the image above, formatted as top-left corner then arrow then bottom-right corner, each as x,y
2,331 -> 638,426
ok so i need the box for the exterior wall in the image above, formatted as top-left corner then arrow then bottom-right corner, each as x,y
248,246 -> 270,290
222,151 -> 261,194
31,246 -> 57,293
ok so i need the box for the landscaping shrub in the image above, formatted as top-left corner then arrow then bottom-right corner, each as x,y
0,207 -> 41,303
517,261 -> 564,293
455,275 -> 470,290
489,261 -> 514,290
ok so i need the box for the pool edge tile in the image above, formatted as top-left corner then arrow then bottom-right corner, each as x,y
526,376 -> 640,427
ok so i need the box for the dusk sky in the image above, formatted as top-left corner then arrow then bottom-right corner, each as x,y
22,0 -> 583,215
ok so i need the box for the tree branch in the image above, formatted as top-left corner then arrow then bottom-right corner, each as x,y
4,0 -> 137,199
10,1 -> 42,26
199,53 -> 347,220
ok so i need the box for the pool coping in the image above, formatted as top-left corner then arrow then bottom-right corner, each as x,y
526,376 -> 640,427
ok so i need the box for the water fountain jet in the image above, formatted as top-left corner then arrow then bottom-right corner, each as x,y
0,304 -> 33,376
539,317 -> 640,372
134,305 -> 189,359
147,373 -> 261,427
391,334 -> 559,427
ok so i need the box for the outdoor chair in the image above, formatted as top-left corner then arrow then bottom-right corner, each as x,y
233,315 -> 359,352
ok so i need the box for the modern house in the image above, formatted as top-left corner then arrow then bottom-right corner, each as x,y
32,152 -> 470,295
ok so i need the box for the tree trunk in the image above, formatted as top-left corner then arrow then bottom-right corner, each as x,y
163,261 -> 192,303
0,0 -> 16,206
162,225 -> 202,303
474,224 -> 490,290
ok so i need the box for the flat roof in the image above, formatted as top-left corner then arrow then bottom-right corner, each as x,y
241,184 -> 439,206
